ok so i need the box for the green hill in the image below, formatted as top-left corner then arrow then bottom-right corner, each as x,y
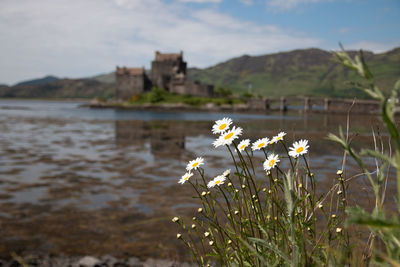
188,48 -> 400,98
14,75 -> 60,86
0,79 -> 113,99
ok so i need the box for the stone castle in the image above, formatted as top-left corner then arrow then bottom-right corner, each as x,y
116,51 -> 213,100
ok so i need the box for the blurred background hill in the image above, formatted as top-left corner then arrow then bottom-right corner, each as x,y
1,48 -> 398,99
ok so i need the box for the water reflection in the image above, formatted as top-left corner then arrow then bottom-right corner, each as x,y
115,121 -> 186,158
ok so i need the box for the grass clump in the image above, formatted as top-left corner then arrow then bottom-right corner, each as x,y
127,87 -> 244,106
172,49 -> 400,266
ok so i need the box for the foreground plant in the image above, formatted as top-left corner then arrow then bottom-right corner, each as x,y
328,47 -> 400,265
173,117 -> 348,266
173,50 -> 399,266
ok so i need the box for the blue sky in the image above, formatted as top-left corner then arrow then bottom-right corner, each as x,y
0,0 -> 399,85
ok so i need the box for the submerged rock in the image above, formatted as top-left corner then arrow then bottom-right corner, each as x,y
77,256 -> 101,267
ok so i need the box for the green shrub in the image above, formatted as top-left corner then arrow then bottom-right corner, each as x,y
148,87 -> 167,103
215,87 -> 233,98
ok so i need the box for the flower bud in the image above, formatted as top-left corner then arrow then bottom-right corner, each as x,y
177,233 -> 182,239
198,208 -> 203,213
201,191 -> 207,196
336,227 -> 342,233
172,217 -> 179,223
204,232 -> 210,237
191,224 -> 196,229
336,170 -> 343,175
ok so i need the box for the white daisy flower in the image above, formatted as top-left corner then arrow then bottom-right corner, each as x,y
237,139 -> 250,152
270,132 -> 286,144
263,154 -> 280,171
288,139 -> 309,158
212,126 -> 243,147
207,175 -> 226,188
212,117 -> 232,134
251,137 -> 270,151
186,157 -> 204,171
178,172 -> 193,184
223,169 -> 231,176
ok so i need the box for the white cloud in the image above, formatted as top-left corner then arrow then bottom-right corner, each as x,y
344,41 -> 400,53
0,0 -> 322,84
267,0 -> 331,11
239,0 -> 253,5
179,0 -> 222,3
337,27 -> 350,34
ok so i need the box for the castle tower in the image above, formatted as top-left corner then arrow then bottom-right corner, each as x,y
151,51 -> 187,91
115,67 -> 151,100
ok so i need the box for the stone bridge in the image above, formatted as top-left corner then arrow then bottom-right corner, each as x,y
246,97 -> 393,114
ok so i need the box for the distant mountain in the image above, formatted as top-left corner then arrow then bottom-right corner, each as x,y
1,48 -> 398,99
15,75 -> 59,86
188,48 -> 400,98
0,79 -> 113,99
90,72 -> 115,84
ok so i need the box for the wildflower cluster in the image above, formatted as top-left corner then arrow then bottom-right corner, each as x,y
172,117 -> 349,266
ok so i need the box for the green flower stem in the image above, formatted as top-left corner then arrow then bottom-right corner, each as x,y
281,140 -> 295,172
244,149 -> 256,176
225,144 -> 257,238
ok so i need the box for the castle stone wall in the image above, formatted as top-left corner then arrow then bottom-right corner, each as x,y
115,67 -> 151,100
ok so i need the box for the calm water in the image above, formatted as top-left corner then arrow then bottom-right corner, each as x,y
0,99 -> 394,260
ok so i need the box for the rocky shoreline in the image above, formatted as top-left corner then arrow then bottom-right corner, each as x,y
0,255 -> 195,267
83,99 -> 262,114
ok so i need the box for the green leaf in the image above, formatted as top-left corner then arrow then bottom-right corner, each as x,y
346,207 -> 400,229
326,133 -> 347,148
359,50 -> 374,81
360,149 -> 398,168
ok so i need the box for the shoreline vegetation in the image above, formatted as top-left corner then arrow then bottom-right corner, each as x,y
171,49 -> 400,266
84,93 -> 394,116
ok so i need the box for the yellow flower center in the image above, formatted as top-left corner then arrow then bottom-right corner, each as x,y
224,132 -> 234,140
192,162 -> 199,167
184,176 -> 189,181
240,144 -> 246,150
257,143 -> 265,148
277,136 -> 282,140
219,123 -> 227,130
296,147 -> 304,153
269,160 -> 275,167
215,180 -> 221,184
